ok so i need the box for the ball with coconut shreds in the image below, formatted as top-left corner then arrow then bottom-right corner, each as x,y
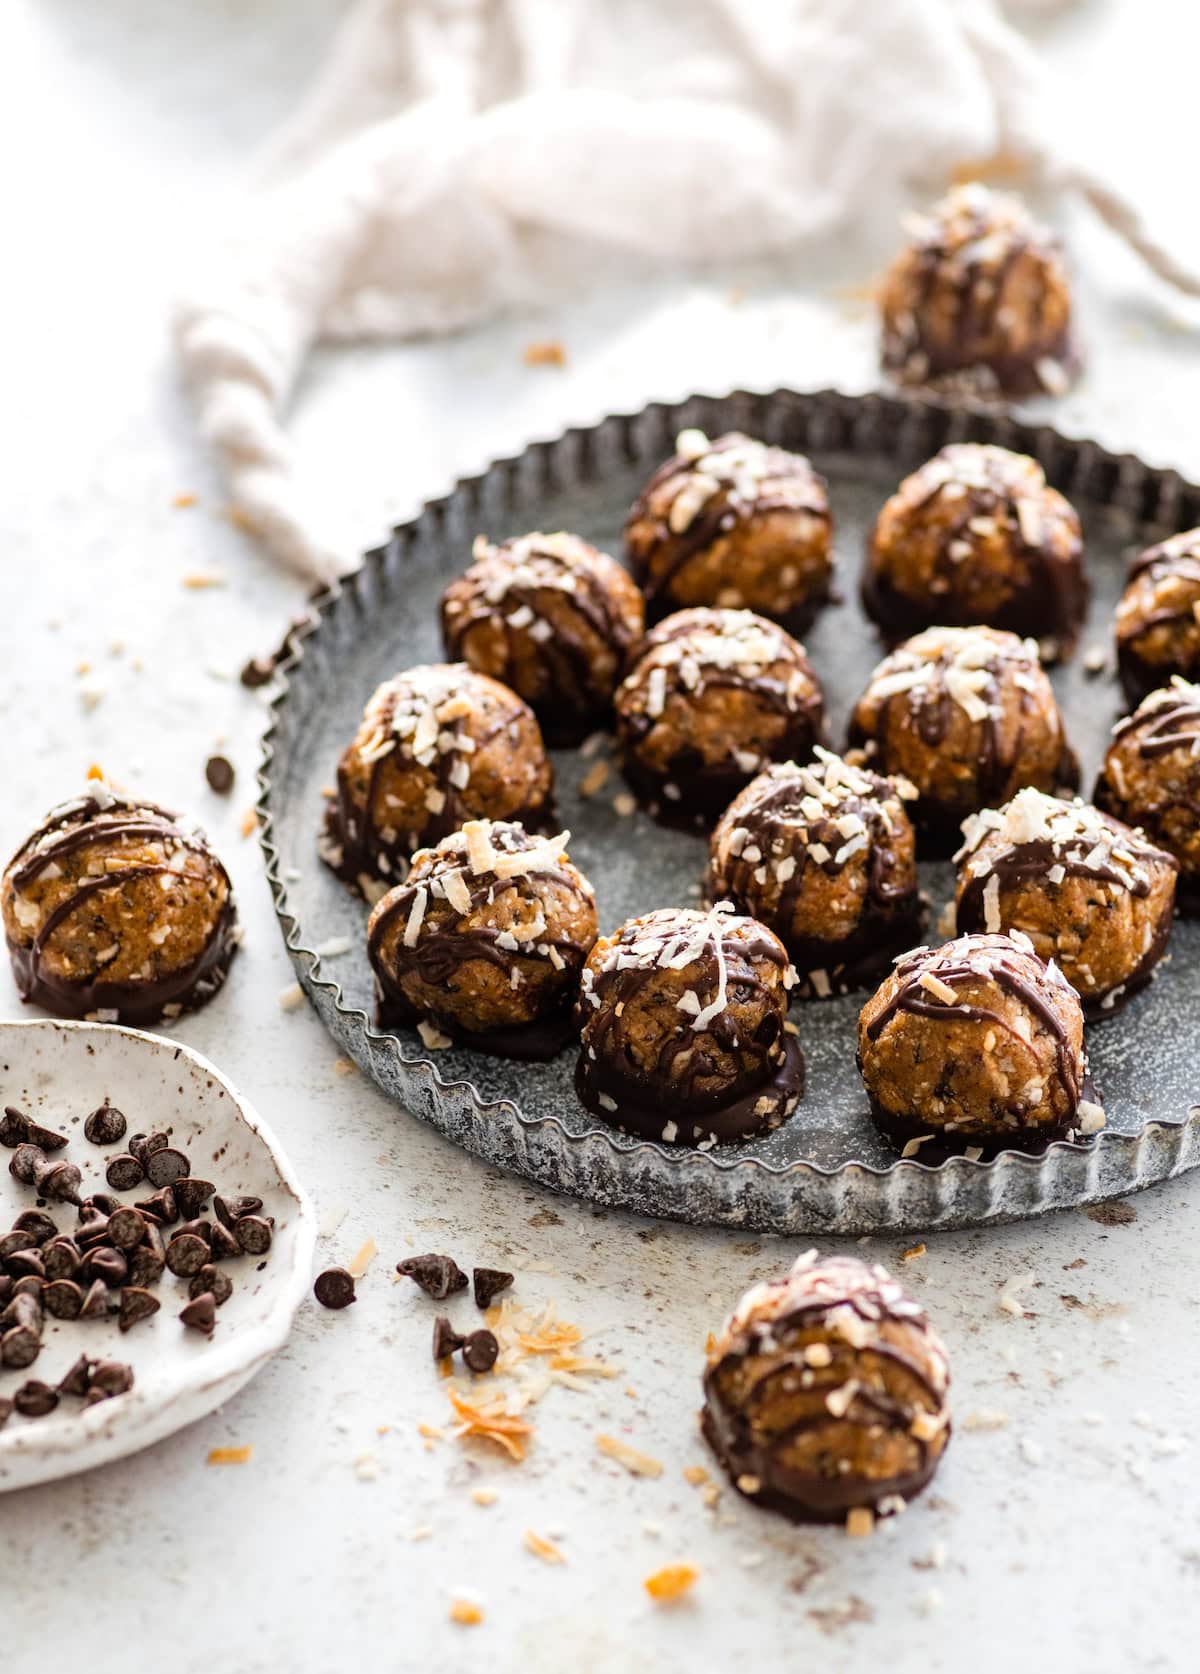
1095,676 -> 1200,912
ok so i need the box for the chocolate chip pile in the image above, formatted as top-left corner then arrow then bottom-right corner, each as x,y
0,1099 -> 276,1429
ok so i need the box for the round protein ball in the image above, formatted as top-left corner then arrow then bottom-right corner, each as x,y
1114,530 -> 1200,704
878,182 -> 1077,398
847,626 -> 1078,848
575,903 -> 803,1145
320,663 -> 553,901
702,1250 -> 951,1524
2,784 -> 238,1025
707,748 -> 923,999
858,931 -> 1099,1148
440,531 -> 645,743
615,608 -> 825,819
1096,677 -> 1200,912
367,821 -> 597,1059
624,429 -> 833,632
863,444 -> 1086,660
956,788 -> 1177,1020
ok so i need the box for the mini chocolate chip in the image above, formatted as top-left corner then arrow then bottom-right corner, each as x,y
179,1294 -> 216,1337
472,1268 -> 514,1310
0,1231 -> 39,1260
1,1326 -> 41,1368
84,1104 -> 127,1146
79,1279 -> 113,1320
75,1210 -> 111,1249
84,1193 -> 122,1217
11,1276 -> 43,1300
81,1248 -> 127,1288
43,1279 -> 85,1320
119,1287 -> 161,1333
175,1218 -> 212,1245
130,1132 -> 169,1165
57,1353 -> 94,1397
205,754 -> 236,795
213,1194 -> 262,1229
2,1291 -> 41,1331
239,655 -> 274,689
13,1380 -> 59,1417
145,1147 -> 190,1189
41,1238 -> 81,1280
37,1161 -> 82,1205
6,1251 -> 45,1281
208,1220 -> 239,1260
134,1187 -> 178,1225
0,1396 -> 11,1428
165,1234 -> 209,1277
0,1107 -> 28,1147
9,1144 -> 44,1185
396,1254 -> 468,1301
432,1315 -> 465,1361
25,1120 -> 68,1153
105,1154 -> 144,1192
106,1208 -> 147,1251
190,1264 -> 232,1306
234,1216 -> 272,1256
313,1268 -> 356,1310
13,1210 -> 57,1243
173,1178 -> 215,1220
461,1329 -> 499,1374
127,1245 -> 165,1289
86,1360 -> 134,1401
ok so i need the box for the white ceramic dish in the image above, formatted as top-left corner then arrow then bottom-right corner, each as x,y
0,1019 -> 315,1491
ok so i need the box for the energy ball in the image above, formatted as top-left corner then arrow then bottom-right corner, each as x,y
702,1250 -> 951,1524
440,531 -> 645,743
956,788 -> 1177,1019
321,663 -> 553,901
575,903 -> 803,1145
847,626 -> 1078,847
1114,529 -> 1200,704
707,747 -> 923,999
615,608 -> 825,819
367,821 -> 597,1059
862,443 -> 1086,660
1096,677 -> 1200,912
2,784 -> 238,1025
878,182 -> 1077,398
858,931 -> 1098,1148
624,429 -> 833,632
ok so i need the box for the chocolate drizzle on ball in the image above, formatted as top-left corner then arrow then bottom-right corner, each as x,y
576,902 -> 803,1145
702,1250 -> 952,1523
707,749 -> 923,998
2,787 -> 238,1025
1115,530 -> 1200,704
1096,677 -> 1200,912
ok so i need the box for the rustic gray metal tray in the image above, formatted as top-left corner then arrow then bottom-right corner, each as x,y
258,388 -> 1200,1233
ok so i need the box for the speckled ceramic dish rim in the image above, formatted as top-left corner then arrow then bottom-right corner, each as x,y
257,388 -> 1200,1234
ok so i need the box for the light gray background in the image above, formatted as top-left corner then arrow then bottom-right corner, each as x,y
4,3 -> 1200,1670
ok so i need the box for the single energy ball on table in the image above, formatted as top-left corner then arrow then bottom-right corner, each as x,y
367,821 -> 597,1059
624,429 -> 833,631
439,531 -> 645,743
707,747 -> 923,999
955,787 -> 1177,1020
320,663 -> 553,901
878,182 -> 1077,398
857,931 -> 1100,1148
575,903 -> 803,1146
1114,530 -> 1200,704
1096,677 -> 1200,912
2,783 -> 238,1025
702,1250 -> 951,1524
862,443 -> 1086,660
847,625 -> 1078,847
614,608 -> 825,819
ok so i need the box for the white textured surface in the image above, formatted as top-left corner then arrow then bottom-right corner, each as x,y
4,2 -> 1200,1670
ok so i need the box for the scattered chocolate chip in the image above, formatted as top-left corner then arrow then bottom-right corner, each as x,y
1,1325 -> 41,1368
75,1209 -> 112,1249
81,1247 -> 127,1289
84,1193 -> 122,1217
11,1276 -> 43,1300
36,1161 -> 82,1204
58,1354 -> 93,1397
173,1178 -> 215,1219
432,1315 -> 465,1361
213,1193 -> 262,1229
43,1279 -> 84,1320
84,1104 -> 127,1146
179,1294 -> 216,1337
175,1218 -> 212,1246
396,1253 -> 468,1301
0,1230 -> 39,1260
79,1279 -> 113,1320
13,1210 -> 57,1243
105,1154 -> 144,1192
165,1234 -> 209,1277
13,1380 -> 59,1417
208,1220 -> 239,1260
106,1207 -> 147,1251
239,655 -> 275,689
461,1329 -> 499,1374
190,1264 -> 232,1306
234,1216 -> 272,1256
119,1287 -> 161,1333
9,1144 -> 44,1185
42,1237 -> 81,1280
85,1360 -> 133,1402
205,754 -> 236,795
6,1251 -> 45,1281
0,1107 -> 28,1147
145,1147 -> 190,1189
472,1268 -> 514,1310
2,1291 -> 41,1331
134,1187 -> 178,1226
0,1396 -> 10,1428
127,1244 -> 166,1289
313,1268 -> 356,1310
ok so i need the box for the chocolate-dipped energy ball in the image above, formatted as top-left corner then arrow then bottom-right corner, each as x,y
576,903 -> 802,1145
863,444 -> 1086,660
321,663 -> 553,901
707,748 -> 922,999
2,784 -> 238,1025
367,821 -> 597,1059
956,788 -> 1177,1020
1096,677 -> 1200,912
440,531 -> 644,743
848,626 -> 1077,846
702,1250 -> 951,1524
858,932 -> 1098,1147
878,182 -> 1077,398
625,430 -> 832,631
1115,530 -> 1200,704
615,608 -> 824,818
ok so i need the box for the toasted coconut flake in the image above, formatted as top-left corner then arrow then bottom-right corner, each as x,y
596,1434 -> 663,1477
845,1507 -> 875,1538
579,760 -> 610,798
347,1238 -> 378,1279
901,1242 -> 927,1262
682,1465 -> 710,1486
471,1486 -> 498,1506
644,1564 -> 699,1603
240,807 -> 258,839
449,1599 -> 484,1626
447,1388 -> 534,1461
207,1445 -> 254,1465
278,983 -> 305,1012
524,1528 -> 566,1564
